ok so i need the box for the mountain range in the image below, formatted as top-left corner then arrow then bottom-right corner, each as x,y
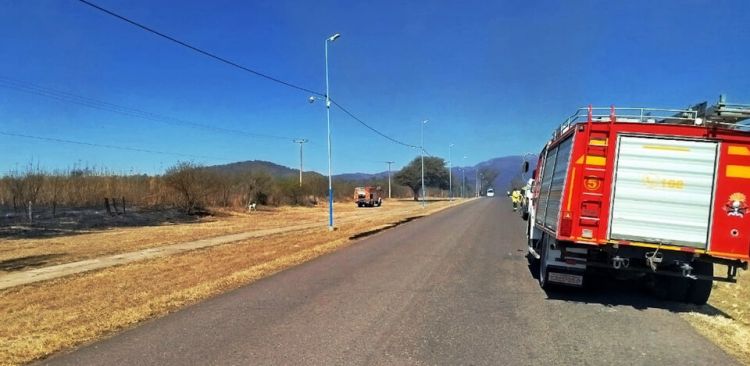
208,155 -> 537,190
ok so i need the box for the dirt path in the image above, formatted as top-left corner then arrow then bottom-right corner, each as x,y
0,223 -> 318,290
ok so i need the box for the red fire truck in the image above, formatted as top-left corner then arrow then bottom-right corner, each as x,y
354,186 -> 383,207
526,96 -> 750,304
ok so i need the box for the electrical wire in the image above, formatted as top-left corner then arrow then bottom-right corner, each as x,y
0,76 -> 301,142
0,131 -> 226,161
76,0 -> 324,98
329,100 -> 420,149
74,0 -> 425,151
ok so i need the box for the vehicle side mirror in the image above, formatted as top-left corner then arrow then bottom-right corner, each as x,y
522,161 -> 529,173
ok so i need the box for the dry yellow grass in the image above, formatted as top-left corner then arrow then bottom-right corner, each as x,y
0,200 -> 426,271
0,199 -> 463,365
683,268 -> 750,365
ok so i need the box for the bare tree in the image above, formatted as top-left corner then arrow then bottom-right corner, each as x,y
479,167 -> 500,191
164,162 -> 211,214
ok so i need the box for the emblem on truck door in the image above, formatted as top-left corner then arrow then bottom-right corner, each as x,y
725,193 -> 748,218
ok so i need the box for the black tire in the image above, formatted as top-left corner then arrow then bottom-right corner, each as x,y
538,235 -> 549,289
666,276 -> 690,302
527,224 -> 540,272
686,261 -> 713,305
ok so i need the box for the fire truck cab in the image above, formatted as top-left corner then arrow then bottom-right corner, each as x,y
526,96 -> 750,304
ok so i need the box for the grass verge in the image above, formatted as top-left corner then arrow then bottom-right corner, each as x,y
683,268 -> 750,365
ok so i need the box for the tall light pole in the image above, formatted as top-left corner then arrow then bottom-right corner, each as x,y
325,33 -> 340,231
420,119 -> 428,208
479,172 -> 484,197
448,143 -> 454,201
386,161 -> 394,199
293,139 -> 308,187
475,169 -> 479,197
462,155 -> 468,198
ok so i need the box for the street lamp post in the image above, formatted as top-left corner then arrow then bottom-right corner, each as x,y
462,155 -> 467,198
386,161 -> 394,199
475,169 -> 479,197
325,33 -> 340,231
448,143 -> 454,201
420,119 -> 428,208
479,173 -> 484,197
293,139 -> 308,187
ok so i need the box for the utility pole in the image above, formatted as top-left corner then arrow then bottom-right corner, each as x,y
448,144 -> 454,201
386,161 -> 395,199
420,119 -> 428,208
294,139 -> 308,187
462,155 -> 468,198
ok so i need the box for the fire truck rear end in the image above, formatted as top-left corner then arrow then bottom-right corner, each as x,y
526,96 -> 750,304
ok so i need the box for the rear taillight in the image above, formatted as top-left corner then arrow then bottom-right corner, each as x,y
560,212 -> 573,237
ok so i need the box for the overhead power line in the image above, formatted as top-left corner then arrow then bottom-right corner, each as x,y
0,131 -> 226,161
0,76 -> 299,142
74,0 -> 424,151
329,100 -> 419,149
76,0 -> 324,97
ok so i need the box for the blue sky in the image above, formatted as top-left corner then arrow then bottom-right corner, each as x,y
1,0 -> 748,175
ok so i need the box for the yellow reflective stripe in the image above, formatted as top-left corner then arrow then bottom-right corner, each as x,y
643,145 -> 690,152
590,139 -> 608,146
566,167 -> 576,211
585,156 -> 606,166
608,240 -> 707,254
707,251 -> 750,260
728,146 -> 750,156
727,165 -> 750,179
575,155 -> 606,166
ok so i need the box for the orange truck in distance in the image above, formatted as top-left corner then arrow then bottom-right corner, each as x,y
354,186 -> 383,207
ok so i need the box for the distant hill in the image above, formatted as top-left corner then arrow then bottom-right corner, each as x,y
206,160 -> 322,178
206,156 -> 537,190
333,172 -> 389,182
470,155 -> 538,191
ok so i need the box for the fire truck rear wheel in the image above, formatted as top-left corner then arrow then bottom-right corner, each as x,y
538,235 -> 550,289
666,276 -> 690,302
686,261 -> 713,305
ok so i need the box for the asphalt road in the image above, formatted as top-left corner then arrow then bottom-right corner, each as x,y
41,198 -> 737,365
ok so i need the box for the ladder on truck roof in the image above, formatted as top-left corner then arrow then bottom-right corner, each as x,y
554,95 -> 750,137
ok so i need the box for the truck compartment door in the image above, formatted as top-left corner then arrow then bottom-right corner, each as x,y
609,136 -> 718,248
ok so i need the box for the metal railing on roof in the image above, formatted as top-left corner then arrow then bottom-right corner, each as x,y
553,96 -> 750,138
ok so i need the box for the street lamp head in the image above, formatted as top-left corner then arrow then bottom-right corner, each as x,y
308,96 -> 317,103
422,119 -> 429,124
328,33 -> 341,42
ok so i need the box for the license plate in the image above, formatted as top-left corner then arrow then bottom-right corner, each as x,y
548,272 -> 583,286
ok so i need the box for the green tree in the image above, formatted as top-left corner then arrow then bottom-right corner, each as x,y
394,156 -> 449,200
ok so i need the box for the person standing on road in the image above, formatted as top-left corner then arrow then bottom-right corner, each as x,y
511,189 -> 522,211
